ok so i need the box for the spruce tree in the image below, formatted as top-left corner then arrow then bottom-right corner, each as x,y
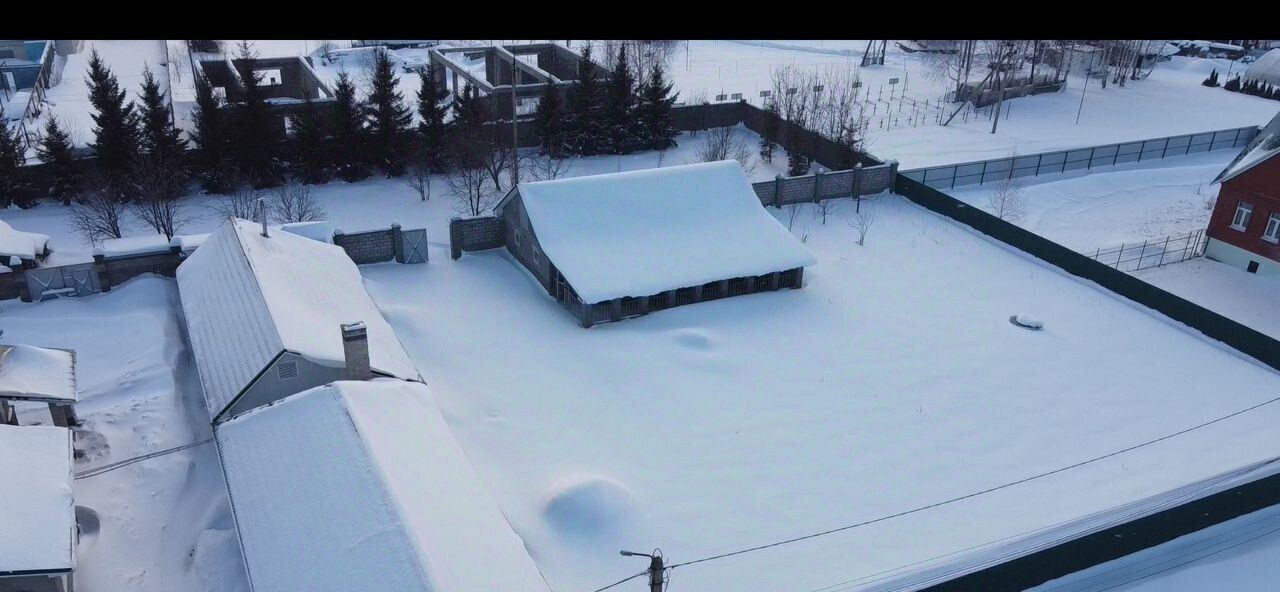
759,98 -> 780,162
329,71 -> 370,182
564,44 -> 606,156
137,65 -> 187,166
635,62 -> 678,151
604,44 -> 636,154
189,78 -> 235,192
85,49 -> 140,200
0,125 -> 28,208
366,49 -> 413,176
787,138 -> 811,177
36,116 -> 81,204
289,96 -> 330,184
232,41 -> 282,187
416,62 -> 450,173
532,82 -> 566,157
1202,69 -> 1219,87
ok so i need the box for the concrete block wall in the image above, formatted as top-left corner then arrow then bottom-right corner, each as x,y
449,216 -> 504,259
0,271 -> 18,301
333,227 -> 397,265
99,247 -> 183,288
751,162 -> 898,207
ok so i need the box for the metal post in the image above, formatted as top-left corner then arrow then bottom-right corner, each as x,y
1158,235 -> 1171,266
511,53 -> 519,187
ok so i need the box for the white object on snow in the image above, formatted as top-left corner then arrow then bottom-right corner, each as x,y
1010,314 -> 1045,330
512,160 -> 816,303
0,219 -> 50,261
0,344 -> 77,402
215,379 -> 549,592
172,233 -> 210,253
176,218 -> 419,421
0,424 -> 74,574
278,220 -> 332,243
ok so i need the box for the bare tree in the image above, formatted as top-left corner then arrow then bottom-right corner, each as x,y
210,186 -> 264,221
987,177 -> 1027,223
697,126 -> 756,174
448,164 -> 497,217
523,154 -> 574,182
816,198 -> 838,225
129,159 -> 192,240
848,205 -> 878,246
270,183 -> 327,223
68,185 -> 127,245
404,160 -> 433,201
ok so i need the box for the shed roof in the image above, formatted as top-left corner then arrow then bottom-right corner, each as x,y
0,344 -> 76,403
0,424 -> 74,575
176,218 -> 419,421
514,160 -> 816,303
215,379 -> 549,592
0,219 -> 50,261
1214,110 -> 1280,184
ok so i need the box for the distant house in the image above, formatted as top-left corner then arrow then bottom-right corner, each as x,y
176,218 -> 421,423
0,423 -> 75,592
0,219 -> 51,269
0,344 -> 77,427
1207,111 -> 1280,276
494,161 -> 816,327
214,379 -> 549,592
1243,49 -> 1280,86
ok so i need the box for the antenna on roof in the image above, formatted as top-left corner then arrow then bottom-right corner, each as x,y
258,197 -> 269,237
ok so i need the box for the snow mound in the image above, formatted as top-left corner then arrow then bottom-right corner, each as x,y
543,475 -> 633,538
193,528 -> 251,592
1010,314 -> 1045,330
672,328 -> 717,352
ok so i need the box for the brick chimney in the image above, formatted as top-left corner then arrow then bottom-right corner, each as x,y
341,322 -> 371,380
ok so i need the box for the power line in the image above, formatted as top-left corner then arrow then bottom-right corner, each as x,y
75,438 -> 213,479
654,396 -> 1280,574
591,569 -> 648,592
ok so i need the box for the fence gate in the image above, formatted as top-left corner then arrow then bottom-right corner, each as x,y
25,262 -> 101,300
399,228 -> 429,264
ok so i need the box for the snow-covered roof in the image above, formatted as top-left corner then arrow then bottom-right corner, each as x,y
0,424 -> 74,575
176,218 -> 419,421
1245,49 -> 1280,86
0,344 -> 76,403
513,160 -> 816,303
1215,110 -> 1280,184
0,218 -> 50,261
215,379 -> 549,592
97,233 -> 172,258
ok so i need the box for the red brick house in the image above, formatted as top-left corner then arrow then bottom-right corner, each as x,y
1207,112 -> 1280,276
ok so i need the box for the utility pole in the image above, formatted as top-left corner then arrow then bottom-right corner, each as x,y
511,51 -> 519,187
620,550 -> 665,592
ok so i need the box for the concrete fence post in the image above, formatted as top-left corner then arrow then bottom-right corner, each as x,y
813,170 -> 823,203
391,222 -> 405,263
888,159 -> 900,190
92,253 -> 111,293
12,264 -> 31,302
774,174 -> 783,208
449,218 -> 462,260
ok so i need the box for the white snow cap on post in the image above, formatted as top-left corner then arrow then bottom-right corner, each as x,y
342,322 -> 371,380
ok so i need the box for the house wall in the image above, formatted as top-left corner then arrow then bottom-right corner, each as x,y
222,351 -> 345,421
1207,158 -> 1280,268
499,192 -> 552,291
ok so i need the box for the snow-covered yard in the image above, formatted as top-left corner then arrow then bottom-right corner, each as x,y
36,40 -> 168,149
0,277 -> 248,592
360,193 -> 1280,592
945,150 -> 1233,253
1137,258 -> 1280,340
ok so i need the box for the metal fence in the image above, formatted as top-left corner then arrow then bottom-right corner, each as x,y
901,126 -> 1260,190
1084,230 -> 1207,272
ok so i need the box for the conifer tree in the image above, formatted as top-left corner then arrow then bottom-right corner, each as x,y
416,62 -> 450,173
1225,76 -> 1241,92
189,77 -> 236,192
85,49 -> 140,200
532,82 -> 566,157
288,96 -> 330,184
137,65 -> 187,166
366,49 -> 413,176
232,41 -> 282,187
759,98 -> 779,162
787,139 -> 811,177
604,44 -> 636,153
564,44 -> 606,156
36,116 -> 81,204
0,125 -> 27,208
1202,69 -> 1219,87
329,71 -> 370,182
635,62 -> 678,151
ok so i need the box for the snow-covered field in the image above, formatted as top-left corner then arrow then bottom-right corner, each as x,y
946,150 -> 1233,253
0,277 -> 248,592
360,193 -> 1280,592
1137,258 -> 1280,340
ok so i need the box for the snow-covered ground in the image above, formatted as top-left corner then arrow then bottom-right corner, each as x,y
0,276 -> 248,592
1137,258 -> 1280,340
360,193 -> 1280,592
946,150 -> 1233,253
0,126 -> 784,265
36,40 -> 168,149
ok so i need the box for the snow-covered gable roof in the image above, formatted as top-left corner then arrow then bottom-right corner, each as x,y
0,344 -> 77,403
515,160 -> 816,303
1215,110 -> 1280,184
0,424 -> 74,575
1245,49 -> 1280,86
215,379 -> 549,592
176,218 -> 419,421
0,219 -> 50,261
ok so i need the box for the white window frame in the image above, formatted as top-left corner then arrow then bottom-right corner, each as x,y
1264,212 -> 1280,244
1231,201 -> 1253,231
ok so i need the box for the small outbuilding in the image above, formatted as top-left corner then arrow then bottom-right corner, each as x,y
0,344 -> 77,427
176,218 -> 420,423
214,379 -> 549,592
0,423 -> 75,592
494,161 -> 816,327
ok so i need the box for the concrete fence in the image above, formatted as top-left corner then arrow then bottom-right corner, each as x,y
901,125 -> 1260,190
449,216 -> 504,259
752,161 -> 898,207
